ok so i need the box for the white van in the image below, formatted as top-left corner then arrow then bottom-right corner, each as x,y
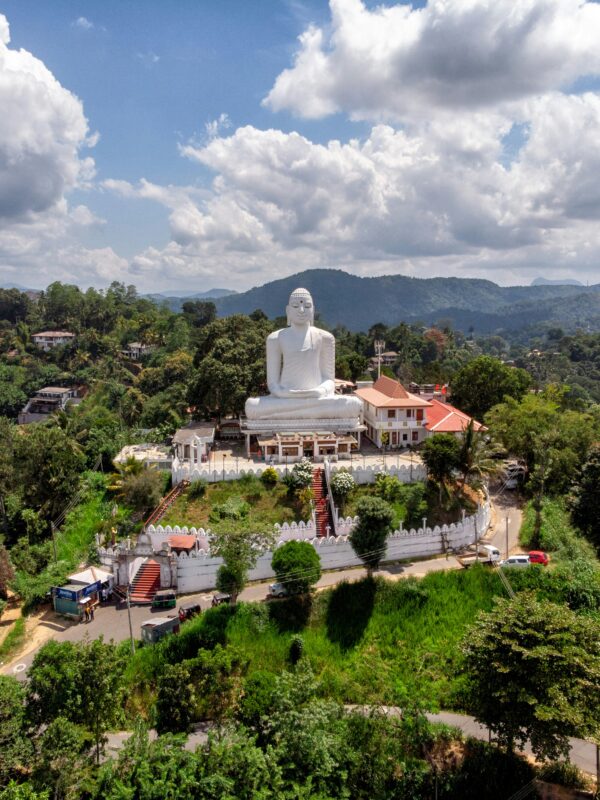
500,555 -> 530,568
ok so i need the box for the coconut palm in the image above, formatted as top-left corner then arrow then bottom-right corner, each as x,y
458,421 -> 499,491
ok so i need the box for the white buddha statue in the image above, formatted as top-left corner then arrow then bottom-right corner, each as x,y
245,288 -> 363,421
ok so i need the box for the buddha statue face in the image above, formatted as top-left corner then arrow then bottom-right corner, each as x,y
286,288 -> 314,326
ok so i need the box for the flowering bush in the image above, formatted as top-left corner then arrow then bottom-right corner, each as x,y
330,469 -> 356,499
290,458 -> 313,488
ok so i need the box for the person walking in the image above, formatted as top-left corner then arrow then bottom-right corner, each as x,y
90,603 -> 95,621
84,605 -> 90,622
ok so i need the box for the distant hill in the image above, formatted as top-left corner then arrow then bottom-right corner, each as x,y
210,268 -> 600,334
0,281 -> 36,291
531,277 -> 584,287
144,287 -> 237,310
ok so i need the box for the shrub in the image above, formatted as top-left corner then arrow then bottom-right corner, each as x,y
187,480 -> 207,500
331,469 -> 356,498
290,458 -> 313,488
260,467 -> 279,486
271,540 -> 321,595
238,670 -> 277,730
209,497 -> 250,522
288,635 -> 304,665
538,761 -> 590,789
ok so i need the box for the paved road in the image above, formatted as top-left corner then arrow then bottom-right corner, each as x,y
104,710 -> 597,776
1,490 -> 519,680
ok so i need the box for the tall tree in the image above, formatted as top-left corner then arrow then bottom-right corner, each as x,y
569,443 -> 600,552
451,356 -> 531,420
461,593 -> 600,760
421,433 -> 462,501
349,496 -> 394,577
212,526 -> 275,604
271,541 -> 321,595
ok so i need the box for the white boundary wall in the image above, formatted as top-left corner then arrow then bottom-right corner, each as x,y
98,500 -> 490,594
172,457 -> 426,486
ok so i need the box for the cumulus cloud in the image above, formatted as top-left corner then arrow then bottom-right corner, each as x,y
0,13 -> 94,221
265,0 -> 600,121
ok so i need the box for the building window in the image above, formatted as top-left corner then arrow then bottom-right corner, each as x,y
387,409 -> 396,419
416,409 -> 424,421
412,431 -> 419,442
402,433 -> 408,441
406,409 -> 412,418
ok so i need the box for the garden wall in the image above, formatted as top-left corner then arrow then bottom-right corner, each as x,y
171,458 -> 427,487
98,500 -> 490,594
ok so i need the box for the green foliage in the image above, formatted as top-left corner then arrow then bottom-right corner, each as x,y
216,563 -> 245,599
569,443 -> 600,551
446,739 -> 535,800
0,617 -> 26,664
33,717 -> 93,800
350,496 -> 394,575
155,661 -> 197,734
0,676 -> 33,784
259,466 -> 278,486
0,546 -> 15,599
460,593 -> 600,760
421,434 -> 462,491
537,761 -> 590,790
0,783 -> 49,800
113,469 -> 166,513
451,355 -> 531,420
271,540 -> 321,595
26,638 -> 126,764
373,475 -> 428,528
187,479 -> 207,499
288,635 -> 305,665
209,496 -> 250,522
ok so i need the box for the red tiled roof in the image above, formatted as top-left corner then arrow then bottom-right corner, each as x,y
355,376 -> 431,409
425,399 -> 486,433
168,535 -> 197,550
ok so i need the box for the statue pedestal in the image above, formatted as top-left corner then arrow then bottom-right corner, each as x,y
241,416 -> 365,460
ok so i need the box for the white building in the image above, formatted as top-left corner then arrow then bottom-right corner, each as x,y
114,443 -> 173,469
32,331 -> 75,351
18,386 -> 80,424
120,342 -> 155,360
354,376 -> 431,449
172,421 -> 216,465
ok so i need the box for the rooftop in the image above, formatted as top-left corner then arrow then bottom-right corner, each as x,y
425,399 -> 486,434
36,386 -> 72,395
355,376 -> 432,409
33,331 -> 75,337
172,420 -> 216,444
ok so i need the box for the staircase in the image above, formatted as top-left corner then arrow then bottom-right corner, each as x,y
312,467 -> 332,537
129,559 -> 161,604
144,480 -> 189,529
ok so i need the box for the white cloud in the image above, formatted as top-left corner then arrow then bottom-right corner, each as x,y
265,0 -> 600,122
136,51 -> 160,67
73,17 -> 94,31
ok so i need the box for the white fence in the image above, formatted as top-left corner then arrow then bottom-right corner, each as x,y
99,499 -> 490,594
172,457 -> 426,487
146,519 -> 317,552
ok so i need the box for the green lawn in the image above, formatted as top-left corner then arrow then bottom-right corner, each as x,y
159,475 -> 308,531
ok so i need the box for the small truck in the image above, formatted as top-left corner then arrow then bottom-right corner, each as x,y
457,544 -> 501,568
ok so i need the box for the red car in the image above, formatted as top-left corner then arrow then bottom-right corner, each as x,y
528,550 -> 549,566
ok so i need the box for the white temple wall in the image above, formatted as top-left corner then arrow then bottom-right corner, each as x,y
99,500 -> 490,594
171,458 -> 427,487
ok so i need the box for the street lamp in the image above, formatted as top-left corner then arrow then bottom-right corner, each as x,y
222,454 -> 226,481
126,583 -> 135,656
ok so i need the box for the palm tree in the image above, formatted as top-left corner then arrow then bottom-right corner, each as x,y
458,421 -> 498,491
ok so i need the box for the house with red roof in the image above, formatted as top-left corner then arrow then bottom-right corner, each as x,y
425,398 -> 486,437
354,376 -> 485,449
354,376 -> 432,449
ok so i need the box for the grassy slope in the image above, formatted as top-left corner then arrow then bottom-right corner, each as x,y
519,497 -> 598,565
159,479 -> 307,530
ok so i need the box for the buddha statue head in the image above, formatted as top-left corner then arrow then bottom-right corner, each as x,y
286,287 -> 314,327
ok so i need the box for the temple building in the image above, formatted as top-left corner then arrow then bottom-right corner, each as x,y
256,431 -> 357,463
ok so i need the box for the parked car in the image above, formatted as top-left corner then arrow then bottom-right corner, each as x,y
528,550 -> 549,566
152,589 -> 177,610
500,554 -> 531,568
141,616 -> 180,644
458,544 -> 501,568
178,600 -> 202,621
268,582 -> 289,598
211,592 -> 231,607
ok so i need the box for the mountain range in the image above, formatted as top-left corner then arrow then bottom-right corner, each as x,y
208,269 -> 600,335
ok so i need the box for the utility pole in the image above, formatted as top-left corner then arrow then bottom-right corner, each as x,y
374,339 -> 385,379
126,584 -> 135,656
50,522 -> 58,562
505,515 -> 510,560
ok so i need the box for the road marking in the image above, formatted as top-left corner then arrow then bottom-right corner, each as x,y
13,663 -> 26,673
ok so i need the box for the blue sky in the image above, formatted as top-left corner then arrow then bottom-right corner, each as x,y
1,0 -> 600,292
